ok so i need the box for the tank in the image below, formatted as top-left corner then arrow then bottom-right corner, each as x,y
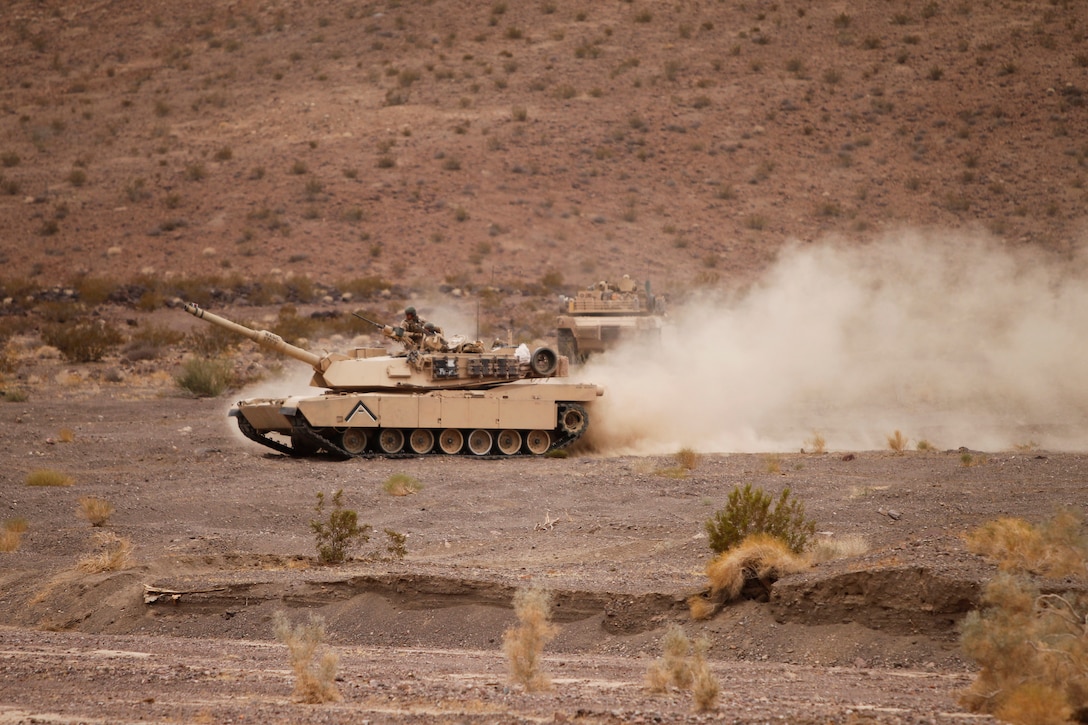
556,276 -> 666,363
183,302 -> 603,457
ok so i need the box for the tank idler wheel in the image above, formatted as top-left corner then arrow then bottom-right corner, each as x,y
530,347 -> 560,377
496,429 -> 522,456
559,404 -> 588,436
467,429 -> 493,456
525,430 -> 551,456
340,428 -> 369,455
438,428 -> 463,454
409,429 -> 435,454
378,428 -> 405,454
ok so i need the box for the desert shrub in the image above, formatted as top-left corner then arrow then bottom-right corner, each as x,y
886,429 -> 907,452
58,427 -> 75,442
175,357 -> 235,397
676,447 -> 699,470
1,517 -> 29,552
125,323 -> 185,360
964,511 -> 1087,578
71,275 -> 118,305
383,473 -> 421,496
805,432 -> 826,454
41,321 -> 123,362
273,610 -> 341,703
186,325 -> 237,356
646,624 -> 694,691
959,513 -> 1088,723
705,484 -> 815,554
646,625 -> 719,711
26,469 -> 74,487
384,528 -> 408,558
78,496 -> 114,527
311,489 -> 370,564
503,586 -> 558,691
78,530 -> 134,572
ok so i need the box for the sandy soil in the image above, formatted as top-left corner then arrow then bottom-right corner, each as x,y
3,351 -> 1085,723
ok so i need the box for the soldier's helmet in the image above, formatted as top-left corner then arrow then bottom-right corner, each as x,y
424,322 -> 436,332
405,306 -> 417,318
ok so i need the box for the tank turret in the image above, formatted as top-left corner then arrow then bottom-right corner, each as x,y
183,302 -> 602,458
184,302 -> 564,392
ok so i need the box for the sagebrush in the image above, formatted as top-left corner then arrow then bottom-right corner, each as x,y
311,489 -> 370,564
705,484 -> 814,554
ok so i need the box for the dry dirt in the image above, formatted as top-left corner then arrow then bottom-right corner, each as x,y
2,348 -> 1086,724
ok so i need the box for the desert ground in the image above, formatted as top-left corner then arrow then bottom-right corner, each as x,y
1,343 -> 1085,723
2,0 -> 1088,722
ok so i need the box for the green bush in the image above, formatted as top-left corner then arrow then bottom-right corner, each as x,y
175,357 -> 235,397
41,321 -> 123,362
705,484 -> 815,554
311,489 -> 370,564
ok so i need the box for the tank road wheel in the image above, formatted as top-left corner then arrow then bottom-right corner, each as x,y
378,428 -> 405,454
438,428 -> 464,455
409,429 -> 435,455
340,428 -> 369,455
496,429 -> 522,456
525,430 -> 551,456
530,347 -> 559,377
559,404 -> 588,437
467,429 -> 493,456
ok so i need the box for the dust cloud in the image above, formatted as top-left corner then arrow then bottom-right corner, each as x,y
581,229 -> 1088,455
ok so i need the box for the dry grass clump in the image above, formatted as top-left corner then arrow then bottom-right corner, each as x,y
691,534 -> 810,620
887,429 -> 907,453
77,530 -> 134,572
382,473 -> 421,496
804,432 -> 826,454
78,496 -> 114,527
273,611 -> 341,703
1,517 -> 29,552
964,511 -> 1086,578
646,625 -> 719,712
959,512 -> 1088,723
503,587 -> 558,692
675,447 -> 699,470
26,468 -> 74,487
58,427 -> 75,443
808,533 -> 870,563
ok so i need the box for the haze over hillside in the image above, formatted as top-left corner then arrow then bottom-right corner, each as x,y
1,0 -> 1085,303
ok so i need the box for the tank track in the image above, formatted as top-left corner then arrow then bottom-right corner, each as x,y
235,404 -> 590,460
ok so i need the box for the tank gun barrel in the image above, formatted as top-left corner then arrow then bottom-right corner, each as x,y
183,302 -> 323,368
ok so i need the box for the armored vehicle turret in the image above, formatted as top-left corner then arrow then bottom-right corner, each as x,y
183,303 -> 602,457
556,276 -> 666,363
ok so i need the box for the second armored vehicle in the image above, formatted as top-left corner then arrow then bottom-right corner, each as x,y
184,303 -> 602,458
556,276 -> 666,363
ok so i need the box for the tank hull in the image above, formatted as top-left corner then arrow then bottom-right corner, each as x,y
231,379 -> 602,457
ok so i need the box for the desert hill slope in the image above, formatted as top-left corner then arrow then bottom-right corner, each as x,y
1,0 -> 1085,299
